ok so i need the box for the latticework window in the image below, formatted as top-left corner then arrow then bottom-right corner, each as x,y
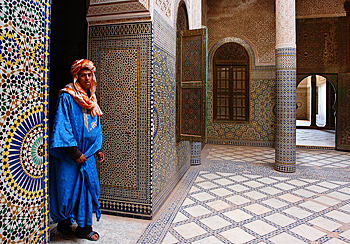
213,43 -> 249,122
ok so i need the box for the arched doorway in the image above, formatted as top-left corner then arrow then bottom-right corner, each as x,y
296,74 -> 336,147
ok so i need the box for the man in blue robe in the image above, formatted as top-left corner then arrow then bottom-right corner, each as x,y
50,59 -> 104,241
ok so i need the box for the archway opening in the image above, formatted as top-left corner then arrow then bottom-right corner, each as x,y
296,75 -> 336,148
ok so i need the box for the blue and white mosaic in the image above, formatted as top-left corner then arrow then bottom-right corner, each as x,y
275,47 -> 297,173
138,145 -> 350,244
152,9 -> 191,215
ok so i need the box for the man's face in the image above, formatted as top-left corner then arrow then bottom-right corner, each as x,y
78,69 -> 93,92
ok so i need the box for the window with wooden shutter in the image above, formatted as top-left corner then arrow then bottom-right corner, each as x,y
213,43 -> 249,123
176,28 -> 207,141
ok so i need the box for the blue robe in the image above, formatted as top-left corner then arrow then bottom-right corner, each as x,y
50,92 -> 102,227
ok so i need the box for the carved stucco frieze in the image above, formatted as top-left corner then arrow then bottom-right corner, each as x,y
207,0 -> 276,65
297,0 -> 346,18
156,0 -> 173,18
88,2 -> 147,16
296,18 -> 340,71
276,0 -> 296,48
191,0 -> 201,29
90,0 -> 149,9
87,1 -> 149,21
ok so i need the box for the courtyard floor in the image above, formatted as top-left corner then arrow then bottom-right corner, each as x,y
296,129 -> 335,148
51,144 -> 350,244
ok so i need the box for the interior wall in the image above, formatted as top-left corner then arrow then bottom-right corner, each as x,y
204,0 -> 276,146
337,72 -> 350,150
206,41 -> 276,146
205,0 -> 347,66
295,3 -> 349,149
296,0 -> 347,18
317,76 -> 327,126
85,0 -> 194,218
207,0 -> 276,65
152,0 -> 192,215
205,0 -> 348,147
296,78 -> 310,120
297,86 -> 309,120
0,0 -> 50,242
88,22 -> 153,217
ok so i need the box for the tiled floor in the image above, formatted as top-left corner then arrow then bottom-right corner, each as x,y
51,144 -> 350,244
154,170 -> 350,243
296,129 -> 335,148
207,145 -> 350,169
140,145 -> 350,244
50,214 -> 149,244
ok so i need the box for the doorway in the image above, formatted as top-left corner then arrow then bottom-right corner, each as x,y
296,75 -> 336,148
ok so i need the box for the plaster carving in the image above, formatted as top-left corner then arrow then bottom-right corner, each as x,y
296,0 -> 346,18
156,0 -> 173,18
276,0 -> 296,48
90,0 -> 149,9
87,2 -> 148,16
191,0 -> 202,29
207,0 -> 276,65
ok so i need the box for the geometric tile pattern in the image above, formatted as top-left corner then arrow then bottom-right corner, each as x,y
0,0 -> 50,242
153,10 -> 176,55
152,11 -> 191,215
177,28 -> 206,141
89,22 -> 153,217
191,142 -> 201,165
207,37 -> 276,146
99,48 -> 139,188
181,88 -> 202,136
275,47 -> 297,173
207,78 -> 276,144
181,35 -> 202,82
153,43 -> 177,199
138,145 -> 350,244
206,145 -> 350,169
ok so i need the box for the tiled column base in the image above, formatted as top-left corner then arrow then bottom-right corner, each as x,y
190,142 -> 201,165
275,47 -> 296,173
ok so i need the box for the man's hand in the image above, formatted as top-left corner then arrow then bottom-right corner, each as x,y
76,154 -> 87,164
97,152 -> 105,163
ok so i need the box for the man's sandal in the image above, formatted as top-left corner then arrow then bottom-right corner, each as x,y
75,231 -> 100,241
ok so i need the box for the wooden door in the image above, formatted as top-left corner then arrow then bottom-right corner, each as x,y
177,28 -> 207,142
336,73 -> 350,150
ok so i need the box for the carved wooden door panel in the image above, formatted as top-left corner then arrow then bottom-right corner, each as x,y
177,28 -> 207,142
336,73 -> 350,151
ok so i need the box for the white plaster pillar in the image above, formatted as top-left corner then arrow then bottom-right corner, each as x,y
274,0 -> 297,173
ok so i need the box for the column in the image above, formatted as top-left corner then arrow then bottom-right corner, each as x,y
190,142 -> 202,165
310,75 -> 317,127
275,0 -> 297,173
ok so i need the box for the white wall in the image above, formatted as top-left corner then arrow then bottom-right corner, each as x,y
316,75 -> 327,127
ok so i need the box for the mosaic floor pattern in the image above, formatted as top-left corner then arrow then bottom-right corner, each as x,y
51,144 -> 350,244
207,146 -> 350,169
138,145 -> 350,244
